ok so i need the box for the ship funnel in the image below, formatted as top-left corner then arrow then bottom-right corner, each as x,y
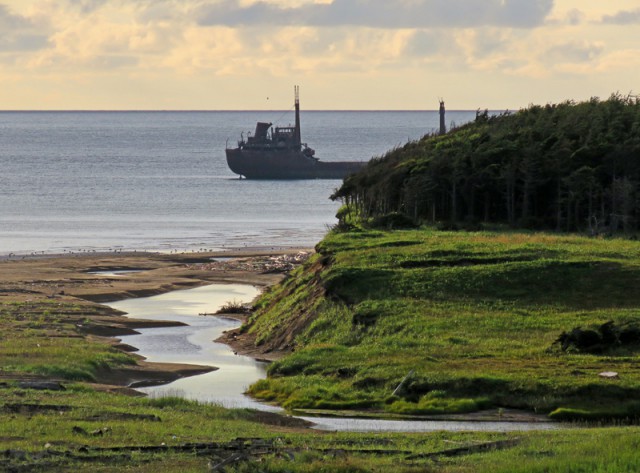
294,85 -> 301,146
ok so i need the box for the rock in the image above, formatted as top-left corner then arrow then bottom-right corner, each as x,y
90,427 -> 110,436
4,450 -> 27,461
72,426 -> 88,435
598,371 -> 619,379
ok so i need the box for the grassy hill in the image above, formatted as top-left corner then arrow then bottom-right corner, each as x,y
244,228 -> 640,420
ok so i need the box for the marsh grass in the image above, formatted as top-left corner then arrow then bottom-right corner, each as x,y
0,301 -> 136,382
246,229 -> 640,419
1,300 -> 640,471
2,390 -> 640,473
0,378 -> 625,467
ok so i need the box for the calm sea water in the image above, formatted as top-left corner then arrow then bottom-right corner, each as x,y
0,110 -> 476,255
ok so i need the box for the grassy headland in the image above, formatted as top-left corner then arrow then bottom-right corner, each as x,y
243,229 -> 640,420
332,94 -> 640,233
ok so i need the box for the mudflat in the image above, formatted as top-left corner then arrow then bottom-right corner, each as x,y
0,249 -> 309,391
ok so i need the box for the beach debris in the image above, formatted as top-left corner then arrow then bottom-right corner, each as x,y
392,369 -> 415,396
70,426 -> 111,438
188,251 -> 311,274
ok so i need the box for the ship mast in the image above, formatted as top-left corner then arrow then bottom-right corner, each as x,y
294,85 -> 301,146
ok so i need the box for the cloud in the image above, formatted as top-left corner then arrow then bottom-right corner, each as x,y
0,4 -> 49,52
136,3 -> 181,24
404,30 -> 453,57
545,41 -> 603,64
65,0 -> 104,14
464,29 -> 513,58
601,8 -> 640,25
0,4 -> 29,27
88,54 -> 139,68
0,33 -> 48,52
565,9 -> 584,26
545,7 -> 585,26
194,0 -> 554,29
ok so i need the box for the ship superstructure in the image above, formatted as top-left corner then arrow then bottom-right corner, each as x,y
225,87 -> 365,179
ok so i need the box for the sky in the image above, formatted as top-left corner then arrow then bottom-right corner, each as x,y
0,0 -> 638,110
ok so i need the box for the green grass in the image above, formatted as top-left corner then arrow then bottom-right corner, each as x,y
245,229 -> 640,419
0,301 -> 136,382
0,388 -> 257,449
3,385 -> 640,473
3,236 -> 640,471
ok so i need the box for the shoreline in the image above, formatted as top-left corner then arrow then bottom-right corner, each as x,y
0,245 -> 312,256
215,314 -> 286,363
0,245 -> 313,261
0,248 -> 310,391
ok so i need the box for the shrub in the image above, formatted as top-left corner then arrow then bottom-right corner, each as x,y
388,394 -> 489,415
217,299 -> 250,314
367,212 -> 417,230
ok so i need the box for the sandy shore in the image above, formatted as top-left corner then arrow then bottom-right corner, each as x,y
0,248 -> 310,391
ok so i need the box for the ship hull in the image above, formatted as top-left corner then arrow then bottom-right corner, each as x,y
226,148 -> 365,180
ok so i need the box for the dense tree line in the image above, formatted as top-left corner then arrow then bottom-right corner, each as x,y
332,94 -> 640,233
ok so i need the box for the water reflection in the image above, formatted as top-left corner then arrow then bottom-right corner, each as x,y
88,270 -> 144,277
300,417 -> 559,433
108,284 -> 279,411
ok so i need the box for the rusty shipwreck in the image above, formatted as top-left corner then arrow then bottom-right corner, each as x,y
225,87 -> 366,179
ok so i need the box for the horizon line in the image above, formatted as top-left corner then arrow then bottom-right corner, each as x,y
0,109 -> 502,113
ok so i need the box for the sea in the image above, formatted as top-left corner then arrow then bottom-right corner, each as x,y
0,110 -> 477,256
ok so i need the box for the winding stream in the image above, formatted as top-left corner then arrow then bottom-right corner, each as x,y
108,284 -> 561,433
109,284 -> 276,411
